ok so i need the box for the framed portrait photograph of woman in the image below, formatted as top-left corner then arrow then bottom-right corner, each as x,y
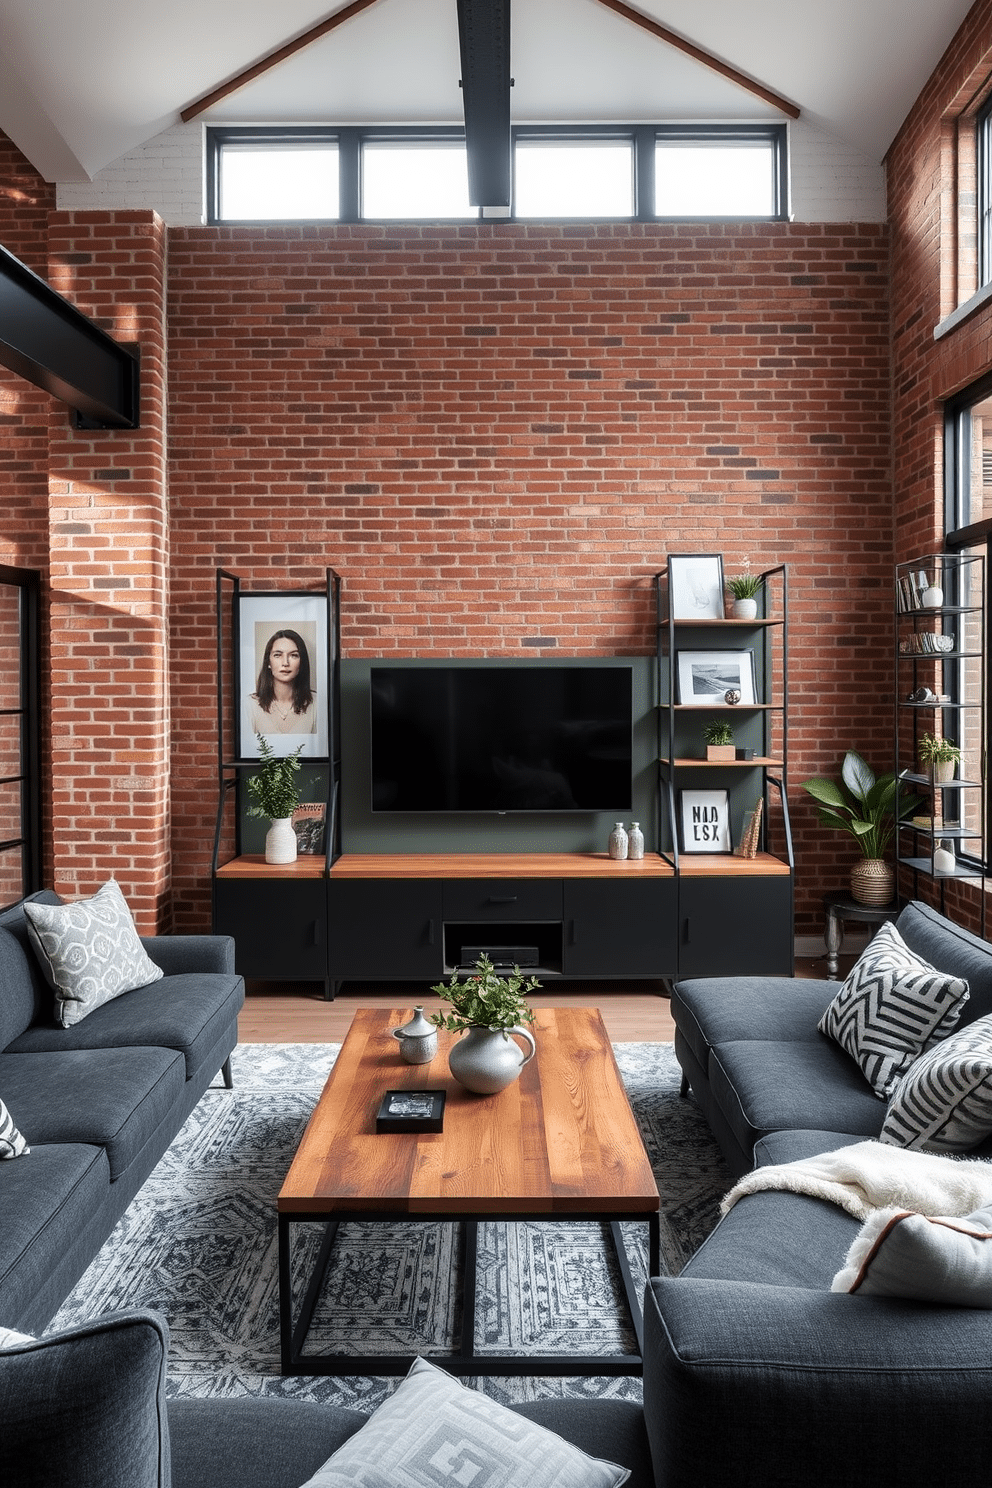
236,592 -> 329,760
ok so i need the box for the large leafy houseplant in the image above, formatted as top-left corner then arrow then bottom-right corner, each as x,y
245,734 -> 304,821
430,954 -> 539,1034
800,751 -> 917,860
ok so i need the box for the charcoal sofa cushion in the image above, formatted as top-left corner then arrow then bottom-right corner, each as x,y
8,973 -> 245,1082
0,1144 -> 109,1305
0,1048 -> 185,1179
0,1310 -> 170,1488
0,923 -> 50,1051
897,898 -> 992,1025
670,977 -> 834,1073
709,1040 -> 886,1157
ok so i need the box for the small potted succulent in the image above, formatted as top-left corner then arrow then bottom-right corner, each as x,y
702,718 -> 736,761
430,954 -> 539,1095
245,734 -> 304,863
726,560 -> 764,619
917,732 -> 962,784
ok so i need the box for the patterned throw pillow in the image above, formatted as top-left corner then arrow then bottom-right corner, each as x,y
833,1203 -> 992,1305
818,920 -> 969,1098
0,1096 -> 28,1159
23,880 -> 163,1029
881,1014 -> 992,1152
299,1356 -> 630,1488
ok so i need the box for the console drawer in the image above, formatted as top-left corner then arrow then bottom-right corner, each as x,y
442,879 -> 563,920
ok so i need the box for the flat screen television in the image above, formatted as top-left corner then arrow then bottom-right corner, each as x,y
370,665 -> 633,813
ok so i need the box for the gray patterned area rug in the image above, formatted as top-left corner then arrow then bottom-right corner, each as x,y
49,1042 -> 730,1411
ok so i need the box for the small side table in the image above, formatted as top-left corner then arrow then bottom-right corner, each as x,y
823,893 -> 899,979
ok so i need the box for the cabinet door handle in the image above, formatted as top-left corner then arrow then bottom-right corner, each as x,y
486,895 -> 518,904
568,919 -> 577,945
310,920 -> 322,946
683,917 -> 691,943
426,919 -> 435,945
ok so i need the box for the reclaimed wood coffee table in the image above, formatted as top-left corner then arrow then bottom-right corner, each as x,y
278,1006 -> 660,1377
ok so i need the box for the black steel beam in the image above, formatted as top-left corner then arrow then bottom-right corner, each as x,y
0,244 -> 139,428
456,0 -> 511,207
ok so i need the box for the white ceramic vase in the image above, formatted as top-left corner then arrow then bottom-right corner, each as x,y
264,816 -> 297,864
447,1025 -> 536,1095
732,597 -> 758,619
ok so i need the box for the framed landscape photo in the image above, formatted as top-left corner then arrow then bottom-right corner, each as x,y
679,788 -> 732,854
669,554 -> 725,620
677,649 -> 756,706
236,592 -> 329,760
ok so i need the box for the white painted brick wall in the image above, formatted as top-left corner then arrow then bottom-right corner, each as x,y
57,122 -> 205,225
56,116 -> 886,226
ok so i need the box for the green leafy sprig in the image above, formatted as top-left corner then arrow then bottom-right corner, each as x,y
800,750 -> 922,861
430,954 -> 540,1035
245,734 -> 304,820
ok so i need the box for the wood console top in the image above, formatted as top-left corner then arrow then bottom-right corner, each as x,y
329,852 -> 674,878
278,1007 -> 660,1217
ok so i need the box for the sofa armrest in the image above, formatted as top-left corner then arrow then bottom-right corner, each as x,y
140,935 -> 236,977
645,1276 -> 992,1488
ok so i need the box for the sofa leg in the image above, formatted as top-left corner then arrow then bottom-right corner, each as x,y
679,1072 -> 689,1098
221,1056 -> 233,1090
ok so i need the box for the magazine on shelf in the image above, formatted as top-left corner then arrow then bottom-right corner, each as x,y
292,803 -> 326,855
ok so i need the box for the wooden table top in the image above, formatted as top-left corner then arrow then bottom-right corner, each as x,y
278,1007 -> 660,1218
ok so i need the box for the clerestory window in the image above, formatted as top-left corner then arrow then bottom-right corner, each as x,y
207,124 -> 787,224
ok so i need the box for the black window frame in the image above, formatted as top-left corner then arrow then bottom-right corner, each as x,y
979,97 -> 992,289
206,123 -> 788,225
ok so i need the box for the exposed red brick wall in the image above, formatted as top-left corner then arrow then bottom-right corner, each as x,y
167,222 -> 892,933
887,0 -> 992,936
45,211 -> 170,927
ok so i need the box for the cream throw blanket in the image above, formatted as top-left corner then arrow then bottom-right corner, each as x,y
721,1139 -> 992,1223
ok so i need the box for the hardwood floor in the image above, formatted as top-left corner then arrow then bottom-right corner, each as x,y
238,956 -> 839,1043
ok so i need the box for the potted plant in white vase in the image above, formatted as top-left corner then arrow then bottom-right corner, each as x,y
801,750 -> 922,907
917,731 -> 962,785
245,734 -> 304,864
430,954 -> 539,1095
726,562 -> 764,619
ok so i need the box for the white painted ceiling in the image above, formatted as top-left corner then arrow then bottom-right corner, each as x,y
0,0 -> 977,182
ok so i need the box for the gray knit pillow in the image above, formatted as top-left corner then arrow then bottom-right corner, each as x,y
882,1014 -> 992,1152
818,920 -> 969,1098
24,880 -> 162,1028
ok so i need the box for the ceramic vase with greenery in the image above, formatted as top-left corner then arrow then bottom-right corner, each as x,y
430,955 -> 539,1095
245,734 -> 304,863
726,565 -> 763,619
703,718 -> 736,761
800,751 -> 922,906
917,732 -> 962,784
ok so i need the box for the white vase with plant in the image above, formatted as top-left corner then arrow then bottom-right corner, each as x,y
726,561 -> 763,619
245,734 -> 304,864
430,955 -> 539,1095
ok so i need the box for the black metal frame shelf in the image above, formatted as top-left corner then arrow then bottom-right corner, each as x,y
894,552 -> 987,929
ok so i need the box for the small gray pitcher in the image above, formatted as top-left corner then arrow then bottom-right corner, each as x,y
391,1006 -> 438,1065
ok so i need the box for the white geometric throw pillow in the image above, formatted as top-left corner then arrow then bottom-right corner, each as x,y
298,1356 -> 630,1488
881,1013 -> 992,1152
818,920 -> 969,1098
0,1096 -> 29,1159
23,879 -> 163,1028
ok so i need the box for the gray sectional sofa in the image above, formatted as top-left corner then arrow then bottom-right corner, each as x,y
648,897 -> 992,1488
0,890 -> 244,1334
